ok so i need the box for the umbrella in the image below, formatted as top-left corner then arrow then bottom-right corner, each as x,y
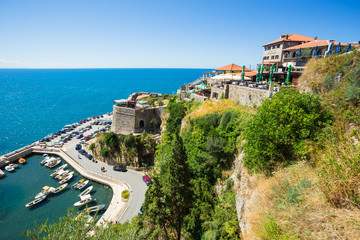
310,48 -> 313,57
195,84 -> 211,90
334,42 -> 341,53
259,65 -> 265,82
314,45 -> 318,55
269,65 -> 275,82
187,89 -> 196,94
327,42 -> 333,55
297,48 -> 302,57
241,65 -> 245,81
256,65 -> 261,82
345,43 -> 351,53
285,65 -> 292,84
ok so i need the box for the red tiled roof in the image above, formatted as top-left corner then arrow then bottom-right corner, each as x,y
284,40 -> 347,51
215,64 -> 251,72
263,34 -> 314,46
258,62 -> 277,65
233,70 -> 257,77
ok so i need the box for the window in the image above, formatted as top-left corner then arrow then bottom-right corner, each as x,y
139,120 -> 144,128
277,44 -> 280,48
271,56 -> 274,59
265,46 -> 268,51
275,55 -> 279,59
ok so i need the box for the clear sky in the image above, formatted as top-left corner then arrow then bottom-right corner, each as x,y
1,0 -> 359,69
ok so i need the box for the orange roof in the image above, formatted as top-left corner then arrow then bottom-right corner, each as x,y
215,64 -> 251,72
263,34 -> 314,46
284,40 -> 347,51
233,70 -> 257,77
258,62 -> 277,65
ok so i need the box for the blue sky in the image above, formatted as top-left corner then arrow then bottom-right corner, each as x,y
0,0 -> 359,69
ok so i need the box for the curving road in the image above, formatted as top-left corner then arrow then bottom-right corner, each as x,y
49,116 -> 148,223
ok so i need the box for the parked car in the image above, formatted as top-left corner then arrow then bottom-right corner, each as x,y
76,133 -> 83,139
86,154 -> 93,160
75,144 -> 81,150
78,149 -> 86,155
113,165 -> 127,172
142,175 -> 152,186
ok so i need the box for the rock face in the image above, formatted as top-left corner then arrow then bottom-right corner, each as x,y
231,151 -> 256,239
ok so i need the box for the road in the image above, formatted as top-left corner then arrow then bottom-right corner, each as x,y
49,115 -> 148,223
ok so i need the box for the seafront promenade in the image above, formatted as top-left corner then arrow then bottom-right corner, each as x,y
0,116 -> 147,224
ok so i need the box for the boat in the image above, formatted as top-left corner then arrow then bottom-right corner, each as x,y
18,158 -> 26,164
0,169 -> 5,178
26,195 -> 46,208
59,173 -> 74,184
74,194 -> 93,207
77,180 -> 89,190
84,204 -> 105,213
55,169 -> 70,179
5,165 -> 15,172
58,171 -> 74,180
78,186 -> 93,197
8,163 -> 19,168
43,153 -> 48,158
35,186 -> 55,199
72,179 -> 85,188
46,159 -> 61,168
54,183 -> 68,194
50,164 -> 68,177
41,156 -> 56,166
40,156 -> 50,165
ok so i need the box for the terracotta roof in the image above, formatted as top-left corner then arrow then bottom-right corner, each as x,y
233,70 -> 257,77
263,34 -> 314,46
258,62 -> 277,65
215,64 -> 251,72
284,40 -> 347,51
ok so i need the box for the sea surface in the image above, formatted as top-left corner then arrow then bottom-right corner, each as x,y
0,68 -> 208,239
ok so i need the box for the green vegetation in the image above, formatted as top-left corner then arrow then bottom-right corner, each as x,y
121,190 -> 130,199
89,143 -> 95,151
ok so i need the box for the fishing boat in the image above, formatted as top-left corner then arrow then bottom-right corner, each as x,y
74,194 -> 93,207
72,179 -> 85,188
59,173 -> 74,184
46,159 -> 61,168
9,163 -> 19,168
55,169 -> 70,179
50,164 -> 68,177
77,180 -> 89,190
35,186 -> 55,199
18,158 -> 26,164
78,186 -> 93,197
54,183 -> 68,194
84,204 -> 105,213
5,165 -> 15,172
25,195 -> 46,208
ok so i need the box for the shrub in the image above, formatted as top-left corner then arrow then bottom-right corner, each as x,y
122,190 -> 130,199
103,132 -> 119,148
89,143 -> 95,151
244,88 -> 332,174
100,147 -> 110,157
123,134 -> 136,147
150,118 -> 160,130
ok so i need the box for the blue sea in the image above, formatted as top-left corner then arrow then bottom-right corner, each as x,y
0,68 -> 208,155
0,68 -> 208,239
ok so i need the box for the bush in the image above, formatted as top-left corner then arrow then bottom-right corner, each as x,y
150,118 -> 160,130
100,147 -> 110,157
122,190 -> 130,199
89,143 -> 95,151
103,132 -> 119,148
244,88 -> 332,174
123,134 -> 136,147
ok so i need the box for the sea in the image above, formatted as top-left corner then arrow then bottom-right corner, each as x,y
0,68 -> 208,239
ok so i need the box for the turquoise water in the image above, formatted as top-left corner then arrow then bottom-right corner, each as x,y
0,154 -> 113,240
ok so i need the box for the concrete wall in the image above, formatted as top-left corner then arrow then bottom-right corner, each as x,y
189,93 -> 208,102
228,85 -> 269,107
210,86 -> 226,101
112,105 -> 166,135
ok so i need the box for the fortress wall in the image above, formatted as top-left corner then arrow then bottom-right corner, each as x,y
228,85 -> 269,107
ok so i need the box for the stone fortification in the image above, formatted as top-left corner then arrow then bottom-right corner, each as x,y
228,85 -> 269,107
112,105 -> 166,135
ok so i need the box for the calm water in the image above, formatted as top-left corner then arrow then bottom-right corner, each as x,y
0,154 -> 113,240
0,68 -> 207,239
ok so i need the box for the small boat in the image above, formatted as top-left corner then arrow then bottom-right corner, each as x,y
59,173 -> 74,184
18,158 -> 26,164
72,179 -> 85,188
40,156 -> 50,165
54,183 -> 68,194
26,195 -> 46,208
43,153 -> 48,158
74,194 -> 93,207
9,163 -> 19,168
50,164 -> 68,177
58,171 -> 74,180
46,159 -> 61,168
35,186 -> 55,199
55,169 -> 70,179
84,204 -> 105,213
78,186 -> 93,197
0,169 -> 5,178
5,165 -> 15,172
77,180 -> 89,190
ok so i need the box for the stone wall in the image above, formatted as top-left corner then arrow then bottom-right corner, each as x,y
210,86 -> 227,101
189,93 -> 208,102
112,105 -> 166,135
228,85 -> 269,107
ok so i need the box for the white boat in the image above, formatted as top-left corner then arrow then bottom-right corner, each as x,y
78,186 -> 93,197
84,204 -> 105,213
74,194 -> 93,207
26,195 -> 46,208
35,186 -> 55,199
72,179 -> 85,188
54,183 -> 68,194
41,156 -> 56,166
5,165 -> 15,172
40,156 -> 50,165
46,159 -> 61,168
50,164 -> 68,177
58,171 -> 74,180
77,180 -> 89,190
55,169 -> 70,179
59,173 -> 74,184
0,169 -> 5,178
8,163 -> 19,168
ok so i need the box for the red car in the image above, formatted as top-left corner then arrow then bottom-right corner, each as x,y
142,175 -> 152,186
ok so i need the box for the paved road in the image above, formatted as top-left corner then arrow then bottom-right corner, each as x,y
49,116 -> 148,223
